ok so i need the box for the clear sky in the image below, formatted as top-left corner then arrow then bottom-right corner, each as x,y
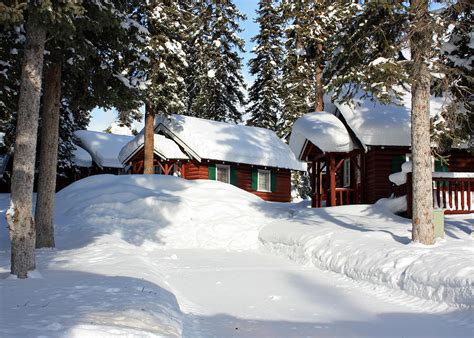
88,0 -> 259,132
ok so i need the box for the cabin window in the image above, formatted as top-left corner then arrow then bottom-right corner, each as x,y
154,164 -> 162,174
216,164 -> 230,183
343,159 -> 351,187
257,169 -> 271,192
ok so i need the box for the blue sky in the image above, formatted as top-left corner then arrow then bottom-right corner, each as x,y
88,0 -> 259,132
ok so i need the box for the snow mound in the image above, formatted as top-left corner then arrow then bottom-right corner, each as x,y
56,175 -> 274,251
259,204 -> 474,307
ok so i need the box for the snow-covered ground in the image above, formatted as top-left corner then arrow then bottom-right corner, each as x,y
1,175 -> 473,337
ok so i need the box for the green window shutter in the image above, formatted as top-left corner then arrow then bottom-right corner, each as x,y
434,159 -> 449,172
230,167 -> 238,185
208,164 -> 216,180
271,171 -> 277,192
391,156 -> 406,174
251,168 -> 258,190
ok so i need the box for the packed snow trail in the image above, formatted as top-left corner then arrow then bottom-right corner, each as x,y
150,249 -> 473,338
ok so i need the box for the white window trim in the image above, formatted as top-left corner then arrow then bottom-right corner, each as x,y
216,164 -> 230,183
257,169 -> 272,192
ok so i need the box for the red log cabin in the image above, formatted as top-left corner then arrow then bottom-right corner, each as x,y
289,91 -> 473,213
76,115 -> 305,202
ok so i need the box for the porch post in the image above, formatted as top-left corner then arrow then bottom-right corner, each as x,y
316,160 -> 321,207
311,160 -> 316,208
329,154 -> 336,207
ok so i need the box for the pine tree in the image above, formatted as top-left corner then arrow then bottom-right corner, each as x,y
143,0 -> 189,174
190,0 -> 246,123
324,1 -> 468,244
4,3 -> 47,278
279,0 -> 342,137
246,0 -> 284,131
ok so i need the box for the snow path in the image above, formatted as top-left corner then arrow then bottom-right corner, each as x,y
149,249 -> 474,338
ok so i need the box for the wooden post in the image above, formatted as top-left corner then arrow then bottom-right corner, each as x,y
311,160 -> 316,208
407,172 -> 413,218
316,160 -> 321,207
329,154 -> 336,207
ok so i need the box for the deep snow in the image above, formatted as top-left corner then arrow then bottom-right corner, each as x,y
1,175 -> 473,337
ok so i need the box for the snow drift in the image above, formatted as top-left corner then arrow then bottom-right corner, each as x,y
259,204 -> 474,307
55,174 -> 275,251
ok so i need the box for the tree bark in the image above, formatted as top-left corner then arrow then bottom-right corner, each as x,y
35,61 -> 62,248
143,103 -> 155,174
315,59 -> 324,112
7,13 -> 47,278
410,0 -> 434,245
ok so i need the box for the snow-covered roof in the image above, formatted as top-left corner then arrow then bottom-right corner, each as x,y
289,112 -> 356,159
74,130 -> 133,168
119,131 -> 189,164
72,144 -> 93,168
335,90 -> 448,148
155,114 -> 306,171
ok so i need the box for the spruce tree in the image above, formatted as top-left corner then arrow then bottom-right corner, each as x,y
246,0 -> 284,131
190,0 -> 246,123
143,0 -> 188,173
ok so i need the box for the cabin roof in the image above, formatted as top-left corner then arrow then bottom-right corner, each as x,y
334,90 -> 448,148
72,144 -> 93,168
289,112 -> 357,159
155,114 -> 306,171
74,130 -> 133,168
119,132 -> 189,164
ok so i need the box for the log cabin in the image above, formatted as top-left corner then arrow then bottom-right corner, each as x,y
117,114 -> 306,202
289,91 -> 473,212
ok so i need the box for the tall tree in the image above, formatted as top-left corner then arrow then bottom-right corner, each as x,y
324,1 -> 469,244
190,0 -> 246,123
246,0 -> 284,131
143,0 -> 188,174
5,6 -> 47,278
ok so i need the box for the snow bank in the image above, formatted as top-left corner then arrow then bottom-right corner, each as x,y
289,112 -> 356,158
56,174 -> 277,251
259,204 -> 474,307
156,114 -> 306,171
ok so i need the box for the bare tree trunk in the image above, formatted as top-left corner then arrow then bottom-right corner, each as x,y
143,103 -> 155,174
35,61 -> 62,248
7,14 -> 47,278
410,0 -> 434,245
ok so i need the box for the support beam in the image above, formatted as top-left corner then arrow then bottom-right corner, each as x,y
311,160 -> 316,208
329,154 -> 336,207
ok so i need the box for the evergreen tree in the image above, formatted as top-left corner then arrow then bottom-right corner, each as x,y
190,0 -> 246,123
324,1 -> 470,244
246,0 -> 284,131
143,0 -> 189,174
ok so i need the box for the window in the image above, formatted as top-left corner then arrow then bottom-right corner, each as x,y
343,159 -> 351,187
257,169 -> 271,192
216,164 -> 230,183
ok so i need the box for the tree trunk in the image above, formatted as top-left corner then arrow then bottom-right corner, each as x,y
315,60 -> 324,112
35,61 -> 62,248
143,103 -> 155,174
410,0 -> 434,245
7,14 -> 47,278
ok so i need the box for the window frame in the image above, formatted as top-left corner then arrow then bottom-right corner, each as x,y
216,164 -> 230,184
257,169 -> 271,192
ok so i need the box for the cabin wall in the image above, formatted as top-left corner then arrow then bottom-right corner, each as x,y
363,147 -> 409,204
183,161 -> 292,202
448,150 -> 474,172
